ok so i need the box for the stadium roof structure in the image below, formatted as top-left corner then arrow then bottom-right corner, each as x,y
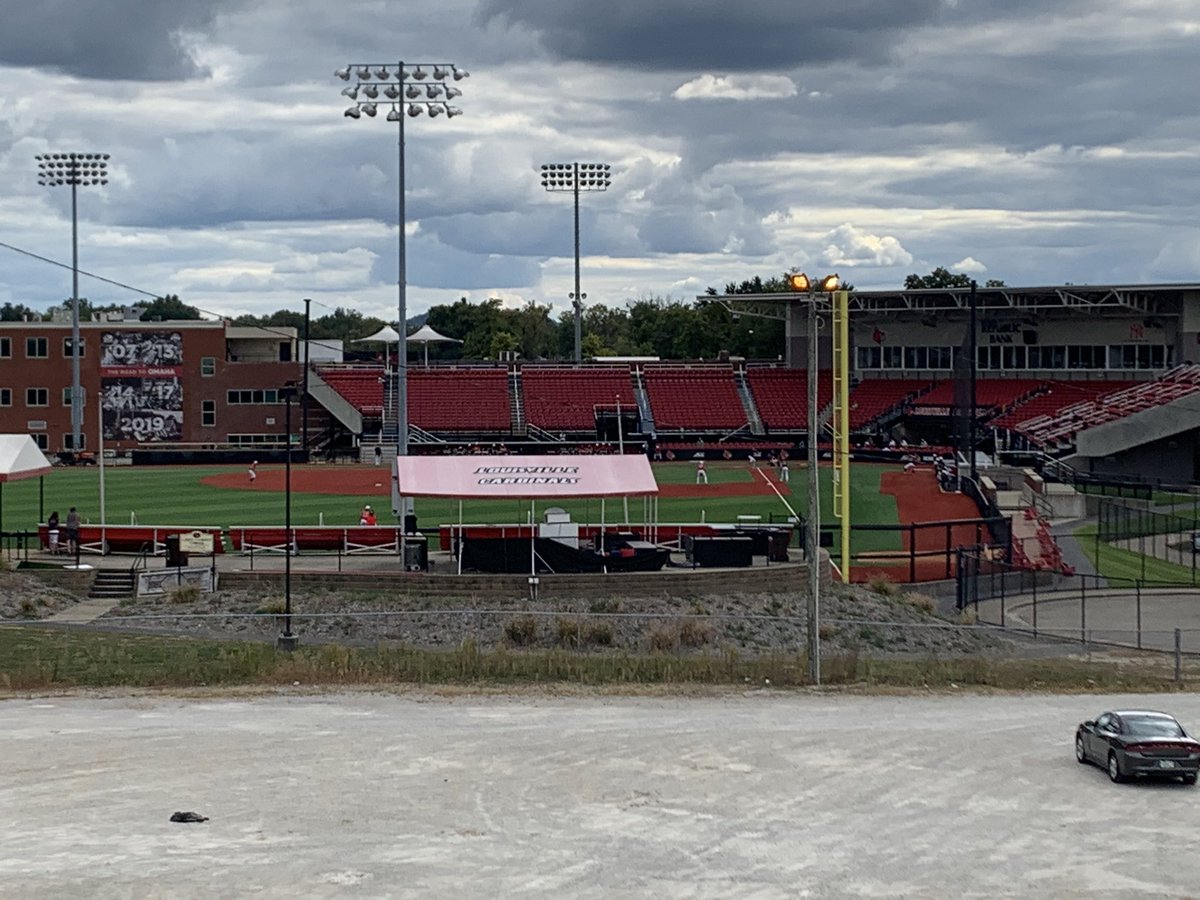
699,282 -> 1200,320
394,454 -> 658,499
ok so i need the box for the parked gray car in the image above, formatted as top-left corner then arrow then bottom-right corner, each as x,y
1076,710 -> 1200,784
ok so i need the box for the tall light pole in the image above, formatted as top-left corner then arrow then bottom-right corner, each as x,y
278,382 -> 299,651
787,272 -> 840,686
35,152 -> 109,457
541,163 -> 611,363
337,61 -> 467,517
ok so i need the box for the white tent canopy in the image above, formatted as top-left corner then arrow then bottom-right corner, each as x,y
355,323 -> 462,365
0,434 -> 52,484
0,434 -> 53,534
356,325 -> 402,344
407,323 -> 462,366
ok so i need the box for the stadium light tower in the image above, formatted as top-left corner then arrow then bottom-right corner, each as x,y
35,152 -> 110,457
336,61 -> 467,516
541,162 -> 611,363
787,271 -> 841,687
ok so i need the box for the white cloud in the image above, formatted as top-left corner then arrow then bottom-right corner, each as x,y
819,224 -> 913,268
952,256 -> 988,274
673,74 -> 798,101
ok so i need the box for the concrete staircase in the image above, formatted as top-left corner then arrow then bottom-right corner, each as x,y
88,568 -> 136,600
734,370 -> 765,435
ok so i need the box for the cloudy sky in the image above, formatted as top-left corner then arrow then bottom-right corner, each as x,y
1,0 -> 1199,323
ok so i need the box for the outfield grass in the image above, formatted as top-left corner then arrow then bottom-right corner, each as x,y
1075,524 -> 1200,584
0,460 -> 902,532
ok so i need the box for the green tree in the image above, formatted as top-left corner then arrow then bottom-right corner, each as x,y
489,330 -> 519,359
138,294 -> 201,321
904,268 -> 972,289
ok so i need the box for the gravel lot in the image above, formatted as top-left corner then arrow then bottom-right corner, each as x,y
2,690 -> 1199,898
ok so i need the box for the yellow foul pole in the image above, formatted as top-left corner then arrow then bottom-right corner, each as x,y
831,289 -> 851,582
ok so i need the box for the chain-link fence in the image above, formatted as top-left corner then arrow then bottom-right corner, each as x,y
957,549 -> 1200,671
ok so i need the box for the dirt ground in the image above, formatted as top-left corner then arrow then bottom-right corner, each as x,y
4,691 -> 1199,898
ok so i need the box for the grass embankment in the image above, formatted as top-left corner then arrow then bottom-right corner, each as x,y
1075,524 -> 1200,584
1,625 -> 1193,693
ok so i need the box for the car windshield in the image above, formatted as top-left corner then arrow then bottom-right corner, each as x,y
1124,716 -> 1184,738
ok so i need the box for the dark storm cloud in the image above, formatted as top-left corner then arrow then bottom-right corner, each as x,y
0,0 -> 232,80
476,0 -> 949,71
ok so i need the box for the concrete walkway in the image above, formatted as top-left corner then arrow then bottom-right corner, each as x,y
46,596 -> 125,624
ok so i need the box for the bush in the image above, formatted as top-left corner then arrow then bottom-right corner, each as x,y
168,585 -> 200,604
679,619 -> 715,648
255,598 -> 286,615
645,621 -> 678,653
589,597 -> 624,615
901,591 -> 935,613
554,617 -> 581,649
18,597 -> 39,618
818,622 -> 837,641
582,621 -> 614,647
867,575 -> 899,597
958,607 -> 978,625
503,615 -> 539,647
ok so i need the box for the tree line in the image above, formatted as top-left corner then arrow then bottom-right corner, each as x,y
8,268 -> 1001,363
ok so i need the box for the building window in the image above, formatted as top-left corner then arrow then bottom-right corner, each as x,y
201,356 -> 216,376
0,337 -> 10,358
0,388 -> 11,406
227,389 -> 281,405
62,387 -> 86,407
903,347 -> 928,370
63,433 -> 86,450
928,347 -> 952,369
856,346 -> 881,369
882,346 -> 904,369
201,400 -> 216,427
63,337 -> 86,358
227,433 -> 288,446
31,433 -> 48,450
26,387 -> 49,407
26,337 -> 48,358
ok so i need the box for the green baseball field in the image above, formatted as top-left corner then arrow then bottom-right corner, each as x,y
0,462 -> 907,552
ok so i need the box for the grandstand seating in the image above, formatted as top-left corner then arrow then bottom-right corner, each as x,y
522,367 -> 634,431
991,380 -> 1139,434
643,366 -> 748,430
1013,365 -> 1200,446
848,379 -> 933,429
320,367 -> 384,416
409,368 -> 511,431
919,378 -> 1044,412
745,368 -> 832,431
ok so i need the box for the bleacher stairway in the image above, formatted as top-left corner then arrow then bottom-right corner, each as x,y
1075,391 -> 1200,459
306,368 -> 364,435
734,370 -> 765,435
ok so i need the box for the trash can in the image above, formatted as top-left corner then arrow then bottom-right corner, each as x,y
403,536 -> 428,572
164,534 -> 189,568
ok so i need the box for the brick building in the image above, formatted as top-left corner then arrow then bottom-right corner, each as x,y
0,316 -> 308,454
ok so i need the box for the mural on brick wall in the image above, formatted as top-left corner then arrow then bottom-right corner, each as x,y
100,331 -> 184,441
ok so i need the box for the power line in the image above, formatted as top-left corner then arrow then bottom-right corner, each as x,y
0,236 -> 364,356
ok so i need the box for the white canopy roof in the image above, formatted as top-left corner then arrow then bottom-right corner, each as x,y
0,434 -> 53,483
356,325 -> 402,344
394,454 -> 658,499
406,324 -> 462,345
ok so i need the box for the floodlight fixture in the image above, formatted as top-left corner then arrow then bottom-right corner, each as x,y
335,60 -> 466,513
34,150 -> 112,454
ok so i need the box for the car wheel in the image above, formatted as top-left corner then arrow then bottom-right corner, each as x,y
1108,752 -> 1125,784
1075,735 -> 1088,764
1182,773 -> 1197,786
